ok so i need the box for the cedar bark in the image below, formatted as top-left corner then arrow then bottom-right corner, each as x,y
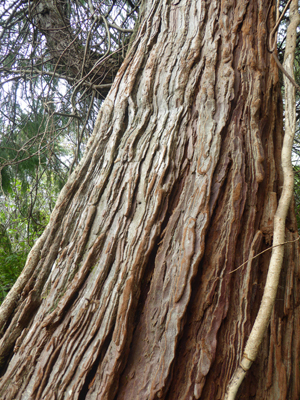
0,1 -> 299,399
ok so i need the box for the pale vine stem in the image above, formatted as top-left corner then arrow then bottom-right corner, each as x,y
225,1 -> 300,399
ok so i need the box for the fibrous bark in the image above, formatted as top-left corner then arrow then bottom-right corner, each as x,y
0,1 -> 299,399
226,1 -> 300,398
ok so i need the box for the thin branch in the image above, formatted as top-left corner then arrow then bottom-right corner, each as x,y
107,22 -> 133,33
268,0 -> 293,52
272,52 -> 300,92
229,236 -> 300,274
51,112 -> 82,119
0,67 -> 112,91
267,0 -> 300,92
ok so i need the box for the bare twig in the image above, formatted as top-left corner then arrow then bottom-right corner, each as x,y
229,236 -> 300,274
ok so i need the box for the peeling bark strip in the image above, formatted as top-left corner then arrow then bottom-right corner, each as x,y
0,1 -> 299,400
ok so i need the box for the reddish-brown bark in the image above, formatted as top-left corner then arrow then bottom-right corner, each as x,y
0,1 -> 299,399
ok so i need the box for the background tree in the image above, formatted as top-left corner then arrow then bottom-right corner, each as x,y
0,1 -> 300,399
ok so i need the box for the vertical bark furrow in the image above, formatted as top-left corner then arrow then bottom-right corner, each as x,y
117,1 -> 236,398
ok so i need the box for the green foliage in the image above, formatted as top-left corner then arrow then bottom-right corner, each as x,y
0,106 -> 66,193
0,180 -> 53,303
0,108 -> 69,304
0,231 -> 27,303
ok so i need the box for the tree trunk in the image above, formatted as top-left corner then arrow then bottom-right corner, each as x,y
0,1 -> 299,399
31,0 -> 122,97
